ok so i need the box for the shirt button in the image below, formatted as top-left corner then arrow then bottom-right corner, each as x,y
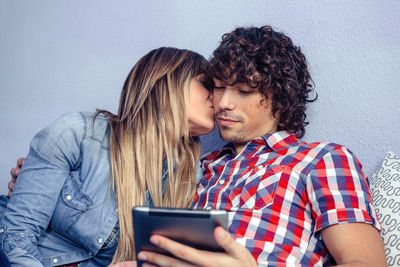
219,179 -> 225,185
0,228 -> 4,233
19,232 -> 25,237
53,258 -> 58,264
66,195 -> 72,200
98,238 -> 103,244
258,165 -> 263,170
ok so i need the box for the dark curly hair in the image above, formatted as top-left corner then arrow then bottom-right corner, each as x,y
209,25 -> 317,138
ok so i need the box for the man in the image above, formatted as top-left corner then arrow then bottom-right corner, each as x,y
9,26 -> 387,266
134,26 -> 387,266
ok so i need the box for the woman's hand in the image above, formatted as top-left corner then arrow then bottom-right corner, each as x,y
8,157 -> 24,197
137,226 -> 257,267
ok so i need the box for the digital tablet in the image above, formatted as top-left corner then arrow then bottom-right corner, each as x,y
132,206 -> 228,265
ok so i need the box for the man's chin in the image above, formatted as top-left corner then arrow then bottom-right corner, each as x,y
218,130 -> 242,143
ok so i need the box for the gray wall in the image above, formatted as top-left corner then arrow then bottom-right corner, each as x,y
1,0 -> 399,194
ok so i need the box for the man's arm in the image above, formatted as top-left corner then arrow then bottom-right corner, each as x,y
308,145 -> 387,266
108,224 -> 387,267
322,223 -> 387,267
134,223 -> 387,267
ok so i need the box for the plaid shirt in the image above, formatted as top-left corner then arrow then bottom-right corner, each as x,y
193,131 -> 380,266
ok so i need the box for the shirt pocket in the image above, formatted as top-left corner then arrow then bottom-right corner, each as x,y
230,165 -> 284,210
51,173 -> 94,233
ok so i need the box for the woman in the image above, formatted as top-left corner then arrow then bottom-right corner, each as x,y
0,47 -> 215,266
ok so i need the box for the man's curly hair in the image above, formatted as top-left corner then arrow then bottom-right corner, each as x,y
209,25 -> 317,138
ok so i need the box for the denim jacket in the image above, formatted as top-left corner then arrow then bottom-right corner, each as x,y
0,112 -> 168,267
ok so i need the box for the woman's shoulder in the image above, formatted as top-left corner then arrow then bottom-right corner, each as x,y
49,111 -> 89,129
34,112 -> 85,138
50,111 -> 108,133
34,111 -> 109,145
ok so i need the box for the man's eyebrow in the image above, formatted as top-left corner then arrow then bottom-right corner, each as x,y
234,83 -> 253,90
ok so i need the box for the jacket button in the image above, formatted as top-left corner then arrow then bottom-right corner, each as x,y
98,238 -> 103,244
53,258 -> 58,264
66,195 -> 72,200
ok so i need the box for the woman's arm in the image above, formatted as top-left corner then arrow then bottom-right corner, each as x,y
0,112 -> 85,266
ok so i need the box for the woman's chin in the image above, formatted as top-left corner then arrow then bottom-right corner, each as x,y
189,124 -> 215,137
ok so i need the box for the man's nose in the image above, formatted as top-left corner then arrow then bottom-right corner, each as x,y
216,88 -> 235,110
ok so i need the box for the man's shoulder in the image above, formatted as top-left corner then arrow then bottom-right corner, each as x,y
288,140 -> 355,158
297,141 -> 354,155
295,140 -> 342,151
284,141 -> 361,172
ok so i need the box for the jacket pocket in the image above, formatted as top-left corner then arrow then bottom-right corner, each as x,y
51,173 -> 94,233
230,165 -> 284,210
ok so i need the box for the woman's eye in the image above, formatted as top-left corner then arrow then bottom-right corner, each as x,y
200,79 -> 214,91
201,82 -> 212,91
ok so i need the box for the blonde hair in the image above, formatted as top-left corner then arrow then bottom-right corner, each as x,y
97,47 -> 208,263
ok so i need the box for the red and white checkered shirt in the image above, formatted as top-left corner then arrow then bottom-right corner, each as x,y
193,131 -> 380,266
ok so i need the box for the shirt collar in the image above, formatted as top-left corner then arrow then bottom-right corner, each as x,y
215,131 -> 301,157
262,130 -> 301,151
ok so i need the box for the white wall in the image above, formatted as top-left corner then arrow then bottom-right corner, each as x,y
1,0 -> 399,194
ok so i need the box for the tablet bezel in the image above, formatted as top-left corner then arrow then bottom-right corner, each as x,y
132,206 -> 228,265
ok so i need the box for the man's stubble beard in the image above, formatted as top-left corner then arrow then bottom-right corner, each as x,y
218,124 -> 248,144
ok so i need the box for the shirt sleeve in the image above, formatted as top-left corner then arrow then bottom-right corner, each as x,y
306,145 -> 381,232
0,112 -> 86,265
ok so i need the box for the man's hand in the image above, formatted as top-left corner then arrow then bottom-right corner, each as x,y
137,226 -> 257,267
8,157 -> 25,197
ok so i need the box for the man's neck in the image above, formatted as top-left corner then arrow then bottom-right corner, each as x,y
233,143 -> 246,155
231,126 -> 279,154
232,130 -> 278,154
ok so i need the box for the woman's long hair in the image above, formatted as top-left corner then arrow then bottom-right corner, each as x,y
97,47 -> 208,263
